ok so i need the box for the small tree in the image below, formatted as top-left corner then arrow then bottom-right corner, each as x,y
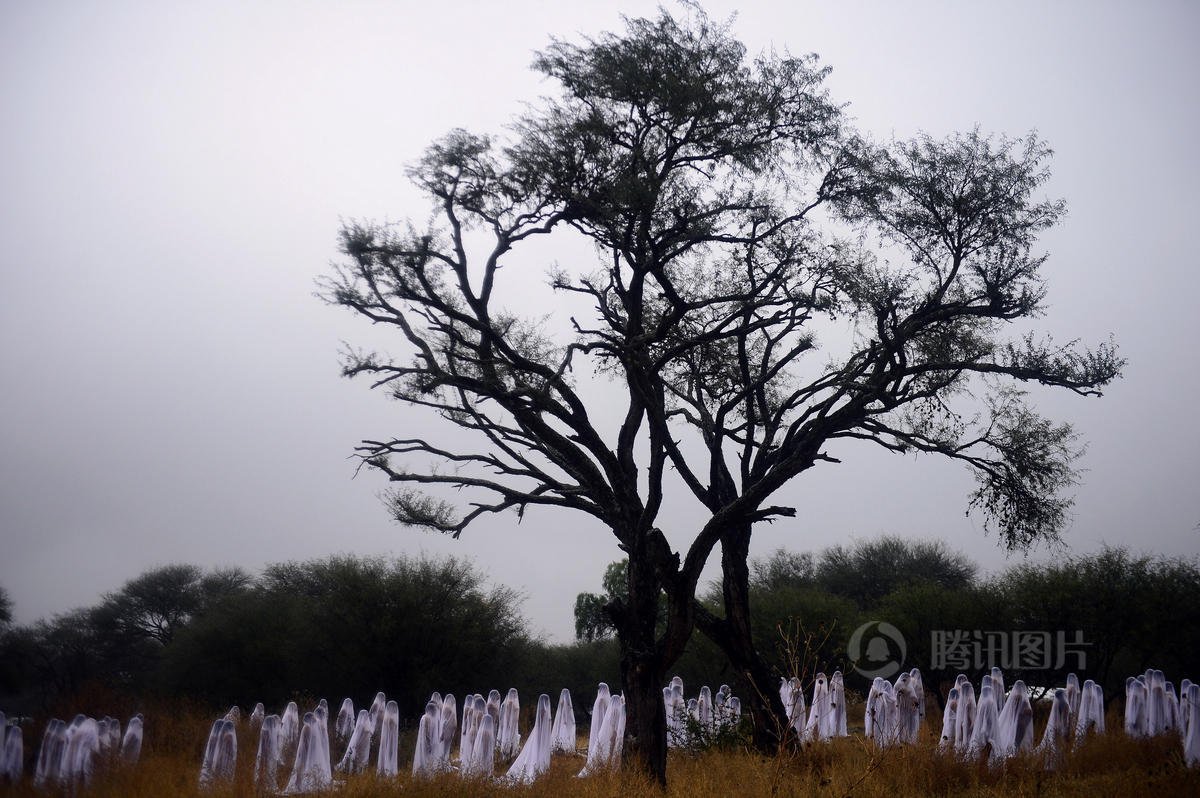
325,6 -> 1121,780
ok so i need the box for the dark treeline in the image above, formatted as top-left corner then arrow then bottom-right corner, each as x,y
0,555 -> 619,723
2,540 -> 1197,722
581,538 -> 1200,709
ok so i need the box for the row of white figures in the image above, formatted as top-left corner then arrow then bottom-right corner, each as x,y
204,685 -> 611,792
781,671 -> 856,743
578,682 -> 624,776
864,669 -> 926,746
938,669 -> 1074,764
17,713 -> 143,789
1125,670 -> 1186,738
664,677 -> 742,746
1124,670 -> 1199,767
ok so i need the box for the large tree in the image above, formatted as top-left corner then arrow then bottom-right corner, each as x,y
324,6 -> 1121,782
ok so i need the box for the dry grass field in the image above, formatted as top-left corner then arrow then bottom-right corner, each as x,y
5,699 -> 1198,797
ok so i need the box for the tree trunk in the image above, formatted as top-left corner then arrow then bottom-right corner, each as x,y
612,539 -> 671,787
696,524 -> 792,752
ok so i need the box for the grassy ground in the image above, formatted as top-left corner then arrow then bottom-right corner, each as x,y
5,701 -> 1197,797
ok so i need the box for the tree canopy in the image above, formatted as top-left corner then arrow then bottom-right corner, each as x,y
322,5 -> 1121,780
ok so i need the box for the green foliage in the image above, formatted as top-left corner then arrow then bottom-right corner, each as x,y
159,554 -> 533,715
812,536 -> 977,607
0,585 -> 12,628
573,560 -> 627,642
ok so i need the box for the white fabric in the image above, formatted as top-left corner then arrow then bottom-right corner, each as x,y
830,671 -> 848,737
411,703 -> 439,779
463,713 -> 496,778
1065,673 -> 1081,729
992,679 -> 1033,762
1125,677 -> 1147,738
253,714 -> 282,790
459,698 -> 480,768
335,698 -> 355,744
120,714 -> 143,765
337,709 -> 373,774
34,718 -> 66,788
1074,679 -> 1105,744
954,677 -> 976,752
1183,683 -> 1200,767
283,712 -> 332,794
579,692 -> 624,776
938,688 -> 958,751
1036,688 -> 1071,768
367,692 -> 387,735
806,673 -> 831,740
437,695 -> 458,766
507,693 -> 553,783
377,701 -> 400,777
551,688 -> 576,753
281,702 -> 301,749
893,672 -> 920,744
498,688 -> 521,760
3,725 -> 23,782
585,683 -> 610,762
966,685 -> 998,760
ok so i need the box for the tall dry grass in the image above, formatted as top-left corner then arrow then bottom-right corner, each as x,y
5,699 -> 1197,797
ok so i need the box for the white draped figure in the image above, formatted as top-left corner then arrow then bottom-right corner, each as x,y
367,692 -> 387,735
34,718 -> 66,787
910,669 -> 926,723
1065,673 -> 1081,729
507,693 -> 553,783
335,698 -> 355,746
585,683 -> 611,762
806,673 -> 832,740
551,688 -> 577,753
830,671 -> 848,737
953,676 -> 976,752
281,702 -> 301,749
990,668 -> 1005,712
1037,688 -> 1071,768
939,688 -> 959,751
1125,677 -> 1148,738
459,696 -> 480,768
377,701 -> 400,777
1183,683 -> 1200,767
665,679 -> 686,746
992,679 -> 1034,762
254,714 -> 283,791
866,679 -> 897,746
697,686 -> 714,734
966,684 -> 999,760
579,691 -> 625,776
782,677 -> 807,741
463,713 -> 496,778
1181,679 -> 1194,740
199,718 -> 236,789
412,702 -> 440,779
894,672 -> 921,744
337,709 -> 373,774
3,723 -> 22,782
58,715 -> 95,789
250,703 -> 266,728
438,694 -> 458,767
283,712 -> 332,795
1074,679 -> 1105,744
498,689 -> 522,760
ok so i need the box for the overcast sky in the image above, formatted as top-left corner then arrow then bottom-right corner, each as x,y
2,0 -> 1197,642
